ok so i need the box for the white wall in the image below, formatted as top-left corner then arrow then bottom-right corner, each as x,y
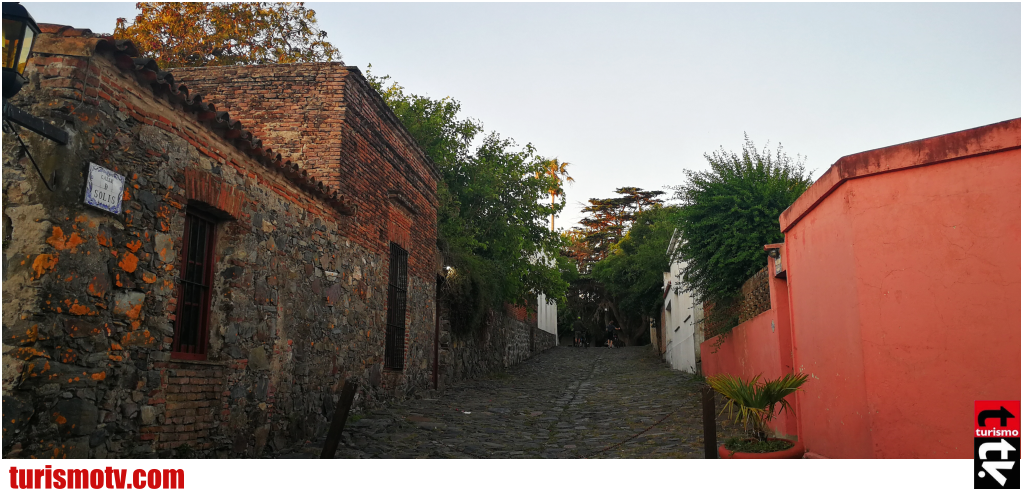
663,230 -> 699,373
532,249 -> 558,345
537,292 -> 557,344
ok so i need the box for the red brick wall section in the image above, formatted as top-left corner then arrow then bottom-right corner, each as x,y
171,64 -> 349,191
141,363 -> 225,451
183,168 -> 245,218
172,64 -> 439,281
388,203 -> 413,250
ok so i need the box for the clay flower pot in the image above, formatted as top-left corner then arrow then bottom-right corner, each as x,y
718,438 -> 805,459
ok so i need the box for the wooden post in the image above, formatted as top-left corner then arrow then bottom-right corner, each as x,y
702,385 -> 717,459
320,380 -> 358,459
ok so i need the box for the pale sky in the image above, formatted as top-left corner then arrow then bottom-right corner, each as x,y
24,1 -> 1022,231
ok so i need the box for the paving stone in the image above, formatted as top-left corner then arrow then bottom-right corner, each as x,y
279,346 -> 744,459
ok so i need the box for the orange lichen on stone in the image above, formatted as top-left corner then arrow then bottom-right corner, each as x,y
142,272 -> 157,284
118,252 -> 139,272
54,414 -> 67,425
31,254 -> 58,279
126,303 -> 143,321
122,189 -> 131,201
24,324 -> 40,343
74,214 -> 97,228
91,371 -> 106,381
65,233 -> 84,251
45,227 -> 85,251
126,240 -> 142,252
97,231 -> 111,247
68,302 -> 98,316
12,347 -> 50,360
121,330 -> 156,347
110,342 -> 123,351
45,227 -> 65,248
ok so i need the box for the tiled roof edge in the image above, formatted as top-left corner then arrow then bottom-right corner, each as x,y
35,24 -> 357,216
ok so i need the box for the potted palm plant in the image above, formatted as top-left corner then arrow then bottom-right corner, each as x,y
706,372 -> 808,459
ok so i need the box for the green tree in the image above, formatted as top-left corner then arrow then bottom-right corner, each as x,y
365,68 -> 569,336
577,187 -> 665,265
560,187 -> 666,345
592,206 -> 678,345
114,2 -> 340,68
670,134 -> 811,318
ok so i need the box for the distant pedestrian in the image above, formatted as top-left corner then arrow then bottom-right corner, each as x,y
573,318 -> 586,347
606,321 -> 620,349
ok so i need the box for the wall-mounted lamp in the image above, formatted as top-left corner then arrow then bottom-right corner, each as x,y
767,248 -> 780,259
3,2 -> 39,99
3,3 -> 68,192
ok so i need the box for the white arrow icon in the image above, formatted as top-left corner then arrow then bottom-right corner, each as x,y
979,439 -> 1016,460
979,461 -> 1016,487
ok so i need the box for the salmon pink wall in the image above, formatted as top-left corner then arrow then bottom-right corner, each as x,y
702,119 -> 1020,458
700,304 -> 797,438
781,118 -> 1021,458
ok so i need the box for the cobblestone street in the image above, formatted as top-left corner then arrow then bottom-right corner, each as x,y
282,346 -> 741,459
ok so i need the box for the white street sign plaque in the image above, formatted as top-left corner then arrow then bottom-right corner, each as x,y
84,163 -> 125,215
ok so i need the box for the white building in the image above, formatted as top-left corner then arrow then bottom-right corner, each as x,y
537,292 -> 558,345
660,230 -> 702,373
532,253 -> 558,345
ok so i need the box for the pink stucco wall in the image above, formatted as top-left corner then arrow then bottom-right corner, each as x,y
782,118 -> 1021,458
702,118 -> 1021,458
701,261 -> 797,438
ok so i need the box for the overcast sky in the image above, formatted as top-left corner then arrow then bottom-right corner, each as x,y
25,1 -> 1022,231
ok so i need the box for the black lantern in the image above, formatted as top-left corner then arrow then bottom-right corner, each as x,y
3,1 -> 66,188
3,2 -> 40,99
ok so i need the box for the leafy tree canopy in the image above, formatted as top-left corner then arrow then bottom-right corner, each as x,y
669,134 -> 811,304
114,2 -> 340,68
592,205 -> 679,328
560,187 -> 667,345
365,68 -> 570,335
576,187 -> 666,266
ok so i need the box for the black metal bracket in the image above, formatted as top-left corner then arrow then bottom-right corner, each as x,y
2,100 -> 68,145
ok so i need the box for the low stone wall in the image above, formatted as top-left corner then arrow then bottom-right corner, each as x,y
436,305 -> 556,390
737,267 -> 771,323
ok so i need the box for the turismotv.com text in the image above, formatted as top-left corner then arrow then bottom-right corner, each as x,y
9,466 -> 184,490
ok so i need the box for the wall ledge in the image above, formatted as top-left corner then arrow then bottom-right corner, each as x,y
780,118 -> 1021,233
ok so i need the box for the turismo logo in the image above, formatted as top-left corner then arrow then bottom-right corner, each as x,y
975,400 -> 1020,489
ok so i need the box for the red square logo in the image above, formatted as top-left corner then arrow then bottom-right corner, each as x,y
976,401 -> 1021,437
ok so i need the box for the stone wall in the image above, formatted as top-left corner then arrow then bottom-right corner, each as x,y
435,304 -> 556,390
737,266 -> 770,323
2,27 -> 438,459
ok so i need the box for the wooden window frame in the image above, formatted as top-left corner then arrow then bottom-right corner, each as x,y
171,209 -> 218,360
384,242 -> 409,370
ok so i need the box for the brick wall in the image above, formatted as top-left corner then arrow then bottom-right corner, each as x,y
170,64 -> 439,281
2,29 -> 438,459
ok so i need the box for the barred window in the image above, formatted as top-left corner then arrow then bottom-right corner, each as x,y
384,242 -> 408,370
171,210 -> 217,360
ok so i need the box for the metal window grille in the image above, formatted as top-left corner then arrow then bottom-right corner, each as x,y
384,242 -> 408,370
171,210 -> 217,360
